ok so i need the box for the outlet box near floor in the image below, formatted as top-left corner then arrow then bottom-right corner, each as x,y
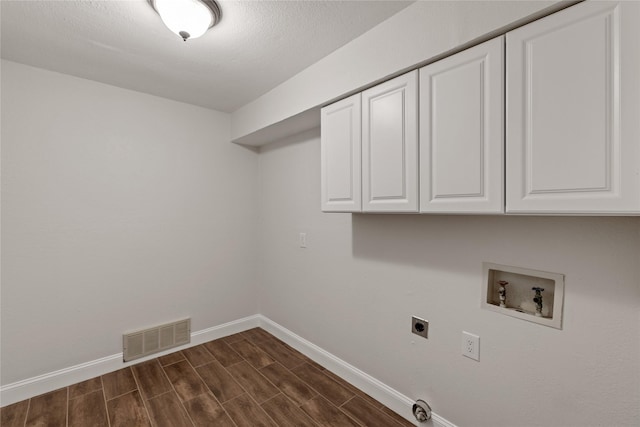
482,263 -> 564,329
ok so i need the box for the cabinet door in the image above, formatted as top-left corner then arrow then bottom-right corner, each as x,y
419,36 -> 504,213
362,71 -> 419,212
321,93 -> 362,212
507,1 -> 640,214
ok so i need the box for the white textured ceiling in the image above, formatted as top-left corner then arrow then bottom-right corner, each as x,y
1,0 -> 413,112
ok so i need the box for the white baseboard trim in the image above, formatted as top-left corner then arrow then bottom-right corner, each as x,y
258,315 -> 457,427
1,313 -> 456,427
0,314 -> 260,407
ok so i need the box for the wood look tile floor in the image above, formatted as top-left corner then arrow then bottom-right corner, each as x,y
1,328 -> 414,427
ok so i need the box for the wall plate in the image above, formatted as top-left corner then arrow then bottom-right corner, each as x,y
411,316 -> 429,339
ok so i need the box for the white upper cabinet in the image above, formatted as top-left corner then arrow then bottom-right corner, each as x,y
419,36 -> 504,213
506,1 -> 640,214
362,71 -> 419,212
321,1 -> 640,216
321,93 -> 362,212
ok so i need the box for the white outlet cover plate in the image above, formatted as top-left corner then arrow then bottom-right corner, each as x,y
462,331 -> 480,361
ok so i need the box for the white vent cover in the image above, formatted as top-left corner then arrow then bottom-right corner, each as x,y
123,318 -> 190,362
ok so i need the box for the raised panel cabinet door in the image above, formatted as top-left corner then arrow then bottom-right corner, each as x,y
362,71 -> 419,212
321,93 -> 362,212
507,1 -> 640,214
419,36 -> 504,213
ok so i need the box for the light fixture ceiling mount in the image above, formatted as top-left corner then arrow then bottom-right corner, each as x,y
149,0 -> 221,42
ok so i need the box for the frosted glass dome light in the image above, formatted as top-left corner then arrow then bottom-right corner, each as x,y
150,0 -> 221,41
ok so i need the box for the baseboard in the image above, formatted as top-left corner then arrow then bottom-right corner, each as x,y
258,315 -> 457,427
1,313 -> 456,427
0,314 -> 261,407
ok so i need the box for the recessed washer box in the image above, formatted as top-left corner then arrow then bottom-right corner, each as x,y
482,263 -> 564,329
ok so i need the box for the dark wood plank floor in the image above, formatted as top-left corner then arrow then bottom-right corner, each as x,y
1,328 -> 414,427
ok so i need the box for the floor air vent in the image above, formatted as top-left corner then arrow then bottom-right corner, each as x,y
123,318 -> 190,362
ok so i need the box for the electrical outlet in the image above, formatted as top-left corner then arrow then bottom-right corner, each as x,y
462,331 -> 480,361
299,232 -> 307,248
411,316 -> 429,339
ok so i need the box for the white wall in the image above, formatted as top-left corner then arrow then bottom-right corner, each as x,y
231,0 -> 563,145
257,130 -> 640,427
0,60 -> 259,385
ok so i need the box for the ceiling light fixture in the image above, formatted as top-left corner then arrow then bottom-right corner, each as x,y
149,0 -> 221,42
